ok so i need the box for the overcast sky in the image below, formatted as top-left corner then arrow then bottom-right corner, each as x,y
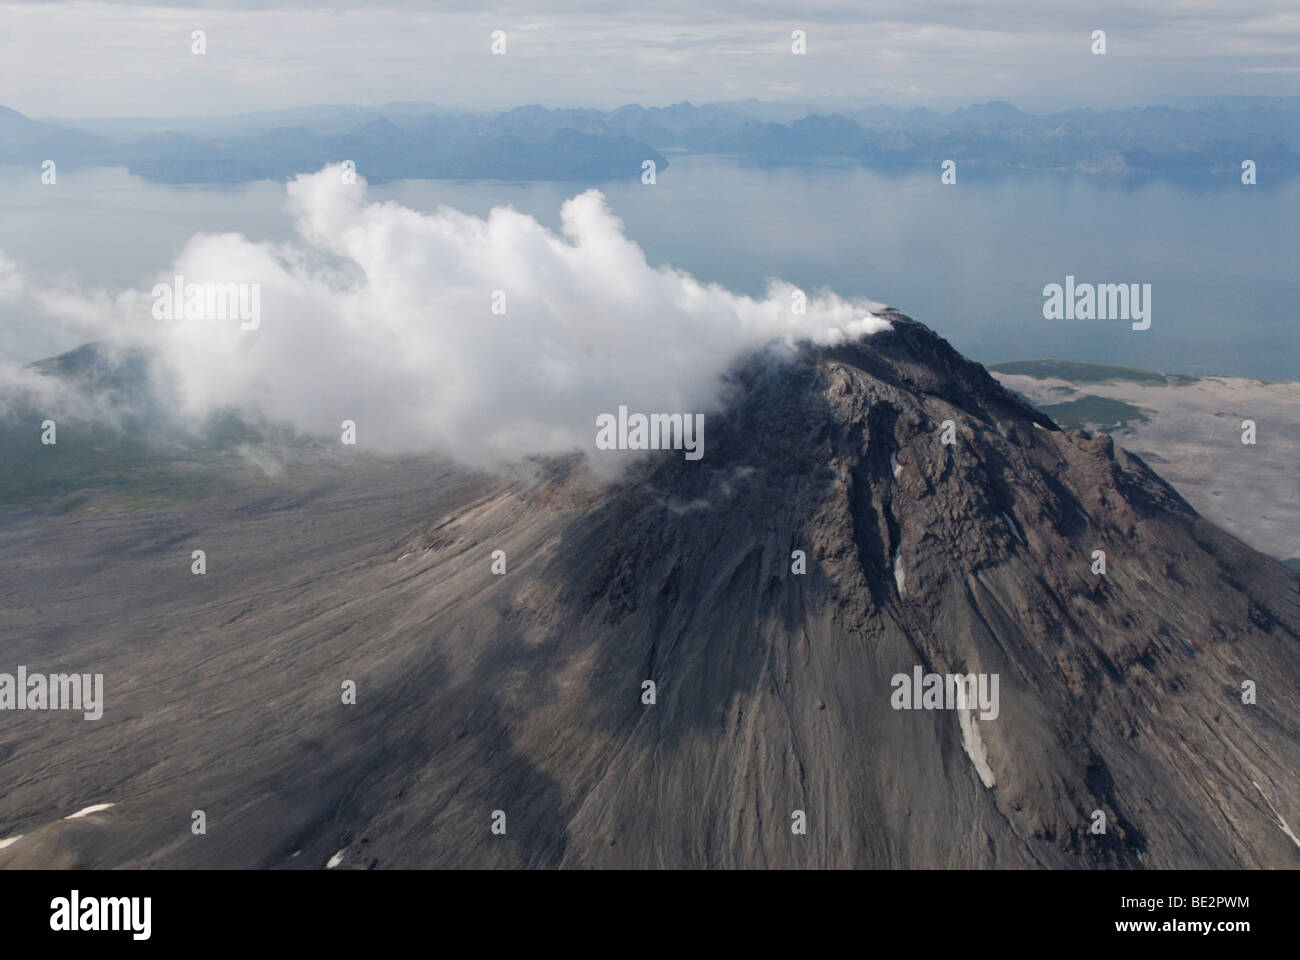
3,1 -> 1300,119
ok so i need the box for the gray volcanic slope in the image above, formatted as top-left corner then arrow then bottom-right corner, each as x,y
1,311 -> 1297,869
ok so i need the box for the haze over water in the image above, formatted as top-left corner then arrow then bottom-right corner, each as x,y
3,155 -> 1296,380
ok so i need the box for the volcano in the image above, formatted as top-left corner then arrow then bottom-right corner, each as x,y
0,310 -> 1297,869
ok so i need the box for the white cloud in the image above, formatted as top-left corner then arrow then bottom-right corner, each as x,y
3,1 -> 1299,118
0,166 -> 889,471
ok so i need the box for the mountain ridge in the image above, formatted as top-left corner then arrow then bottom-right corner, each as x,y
8,97 -> 1300,182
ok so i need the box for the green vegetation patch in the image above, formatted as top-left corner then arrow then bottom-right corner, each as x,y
1035,394 -> 1151,433
989,359 -> 1172,384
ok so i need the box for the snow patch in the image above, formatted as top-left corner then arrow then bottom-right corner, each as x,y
0,835 -> 23,850
890,452 -> 902,479
1001,511 -> 1023,544
65,803 -> 115,820
1252,781 -> 1300,851
326,849 -> 346,869
893,547 -> 906,596
954,684 -> 996,788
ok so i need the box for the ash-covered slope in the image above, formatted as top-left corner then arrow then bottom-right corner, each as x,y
1,310 -> 1297,869
429,308 -> 1299,868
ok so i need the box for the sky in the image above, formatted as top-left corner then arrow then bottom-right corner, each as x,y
2,1 -> 1299,119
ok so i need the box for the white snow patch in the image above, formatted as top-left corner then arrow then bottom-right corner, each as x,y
954,684 -> 996,788
890,452 -> 902,479
0,835 -> 23,850
65,803 -> 115,820
893,547 -> 906,596
326,849 -> 346,869
1001,511 -> 1023,544
1252,781 -> 1300,851
1033,422 -> 1045,430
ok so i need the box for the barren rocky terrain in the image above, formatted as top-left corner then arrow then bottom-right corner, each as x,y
992,363 -> 1300,563
1,314 -> 1297,868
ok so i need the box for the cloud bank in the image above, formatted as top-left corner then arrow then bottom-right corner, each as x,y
6,2 -> 1300,118
2,165 -> 889,471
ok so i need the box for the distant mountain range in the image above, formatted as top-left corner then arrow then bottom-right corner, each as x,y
0,104 -> 668,183
4,97 -> 1300,183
